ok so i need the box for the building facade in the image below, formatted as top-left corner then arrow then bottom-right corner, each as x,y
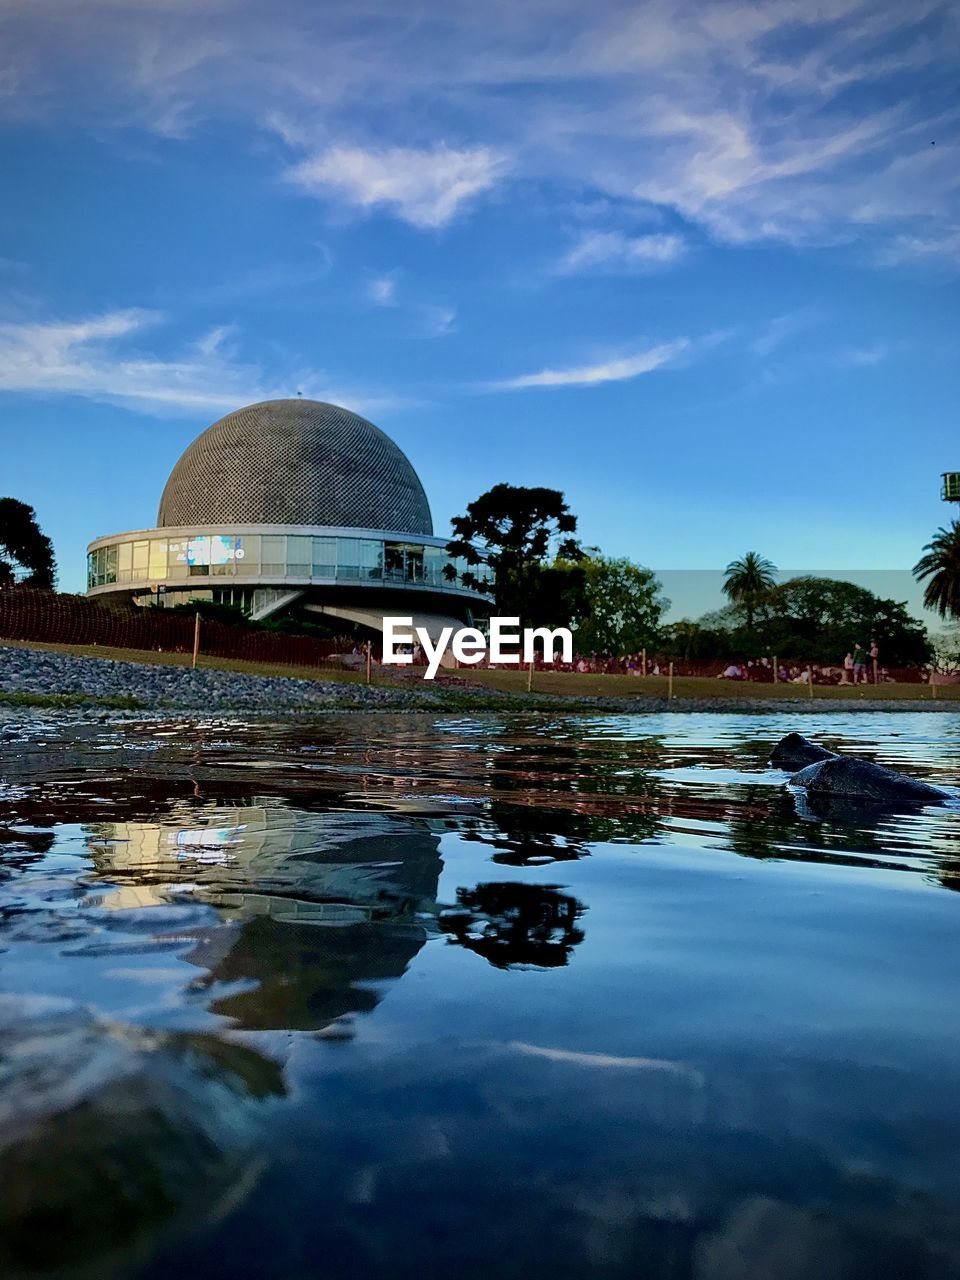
86,399 -> 491,634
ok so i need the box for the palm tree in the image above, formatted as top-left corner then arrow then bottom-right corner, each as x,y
723,552 -> 777,631
913,521 -> 960,619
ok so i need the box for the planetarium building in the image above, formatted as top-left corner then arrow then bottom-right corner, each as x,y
86,399 -> 491,634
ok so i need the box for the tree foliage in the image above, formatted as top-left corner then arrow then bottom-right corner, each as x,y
671,576 -> 930,664
571,556 -> 668,655
0,498 -> 56,590
722,551 -> 777,631
914,520 -> 960,620
446,484 -> 582,624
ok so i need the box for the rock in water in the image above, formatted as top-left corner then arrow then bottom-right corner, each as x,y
789,756 -> 948,804
770,733 -> 837,771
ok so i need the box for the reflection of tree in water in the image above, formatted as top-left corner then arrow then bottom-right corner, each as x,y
455,801 -> 661,867
439,882 -> 585,969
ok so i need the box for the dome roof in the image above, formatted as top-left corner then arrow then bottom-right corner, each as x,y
157,399 -> 433,535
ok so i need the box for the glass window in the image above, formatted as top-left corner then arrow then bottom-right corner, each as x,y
312,536 -> 335,577
405,545 -> 423,583
384,543 -> 404,582
424,546 -> 446,588
261,535 -> 285,575
148,540 -> 167,580
103,545 -> 118,584
286,535 -> 311,576
360,539 -> 382,581
117,542 -> 132,576
337,537 -> 360,580
132,541 -> 149,575
86,552 -> 96,590
234,534 -> 259,576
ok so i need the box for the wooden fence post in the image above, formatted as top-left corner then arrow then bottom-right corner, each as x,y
807,665 -> 813,697
772,655 -> 778,684
668,660 -> 674,700
527,656 -> 534,692
642,647 -> 647,677
192,611 -> 201,670
365,641 -> 372,685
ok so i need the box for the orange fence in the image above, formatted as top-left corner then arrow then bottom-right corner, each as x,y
0,589 -> 345,670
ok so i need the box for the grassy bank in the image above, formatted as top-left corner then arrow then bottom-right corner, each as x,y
2,638 -> 957,708
0,689 -> 145,710
451,666 -> 960,703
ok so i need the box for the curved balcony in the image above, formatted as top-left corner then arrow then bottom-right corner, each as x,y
86,524 -> 492,602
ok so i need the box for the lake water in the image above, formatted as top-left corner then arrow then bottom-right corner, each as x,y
2,710 -> 960,1279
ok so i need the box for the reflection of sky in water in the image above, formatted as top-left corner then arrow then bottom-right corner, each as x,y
1,711 -> 960,1277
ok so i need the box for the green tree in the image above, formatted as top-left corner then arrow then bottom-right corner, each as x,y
914,521 -> 960,620
756,576 -> 929,665
446,484 -> 583,623
571,556 -> 668,655
0,498 -> 56,590
722,551 -> 777,631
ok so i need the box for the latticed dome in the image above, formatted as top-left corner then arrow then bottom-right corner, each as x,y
157,399 -> 433,535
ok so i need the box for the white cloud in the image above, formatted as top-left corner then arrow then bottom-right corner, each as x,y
558,230 -> 688,274
287,144 -> 507,228
367,274 -> 398,306
492,339 -> 689,390
0,307 -> 401,415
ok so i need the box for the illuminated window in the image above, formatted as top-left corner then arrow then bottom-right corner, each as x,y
148,540 -> 167,580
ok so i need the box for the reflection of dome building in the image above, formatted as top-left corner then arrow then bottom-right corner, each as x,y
86,399 -> 490,632
84,800 -> 444,1032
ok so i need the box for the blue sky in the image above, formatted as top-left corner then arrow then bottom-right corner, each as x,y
1,0 -> 958,602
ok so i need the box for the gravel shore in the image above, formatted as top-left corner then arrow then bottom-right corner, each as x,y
0,644 -> 441,711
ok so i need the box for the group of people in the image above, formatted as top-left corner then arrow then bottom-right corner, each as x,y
718,641 -> 883,685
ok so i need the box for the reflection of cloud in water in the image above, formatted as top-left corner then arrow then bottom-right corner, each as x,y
440,882 -> 585,969
0,994 -> 282,1277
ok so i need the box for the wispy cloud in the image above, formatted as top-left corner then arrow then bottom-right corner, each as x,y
416,303 -> 456,338
837,343 -> 892,366
750,310 -> 819,357
491,339 -> 689,390
0,307 -> 402,415
286,144 -> 507,228
2,0 -> 958,259
363,273 -> 456,337
557,230 -> 688,274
